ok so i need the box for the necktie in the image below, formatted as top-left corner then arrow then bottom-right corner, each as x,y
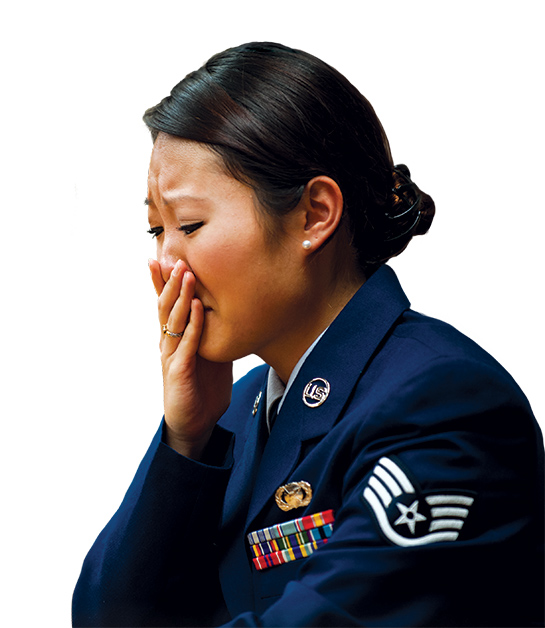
266,396 -> 281,434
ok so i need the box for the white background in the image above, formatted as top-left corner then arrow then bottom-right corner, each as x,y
1,1 -> 543,626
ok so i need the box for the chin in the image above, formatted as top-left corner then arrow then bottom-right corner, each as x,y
197,333 -> 251,364
197,336 -> 236,364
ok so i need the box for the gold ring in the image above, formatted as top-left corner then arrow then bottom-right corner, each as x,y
162,324 -> 184,338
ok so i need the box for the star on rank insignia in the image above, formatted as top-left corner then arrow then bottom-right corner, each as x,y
394,500 -> 427,534
362,456 -> 475,547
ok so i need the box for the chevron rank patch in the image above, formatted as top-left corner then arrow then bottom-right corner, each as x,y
363,457 -> 475,547
247,510 -> 335,571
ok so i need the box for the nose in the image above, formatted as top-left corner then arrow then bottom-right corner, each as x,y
158,237 -> 189,283
159,255 -> 177,284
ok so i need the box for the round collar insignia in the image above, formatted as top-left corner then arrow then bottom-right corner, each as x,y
303,378 -> 330,407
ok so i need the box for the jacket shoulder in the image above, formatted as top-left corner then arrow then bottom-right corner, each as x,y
351,308 -> 536,439
390,309 -> 528,396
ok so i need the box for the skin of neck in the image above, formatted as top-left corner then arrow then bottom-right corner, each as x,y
259,225 -> 365,384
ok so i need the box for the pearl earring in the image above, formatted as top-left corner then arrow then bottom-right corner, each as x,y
302,240 -> 312,250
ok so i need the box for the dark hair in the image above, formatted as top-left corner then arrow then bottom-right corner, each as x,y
143,42 -> 434,268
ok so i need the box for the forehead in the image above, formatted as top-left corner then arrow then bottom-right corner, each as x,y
147,133 -> 232,200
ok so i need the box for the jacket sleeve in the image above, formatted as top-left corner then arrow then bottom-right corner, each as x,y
224,357 -> 544,627
72,420 -> 234,628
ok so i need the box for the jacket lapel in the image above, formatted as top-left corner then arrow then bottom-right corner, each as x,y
221,369 -> 268,530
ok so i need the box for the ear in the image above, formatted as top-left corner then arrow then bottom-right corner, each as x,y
298,176 -> 344,250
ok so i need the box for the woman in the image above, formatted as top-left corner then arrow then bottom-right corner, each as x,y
72,42 -> 544,627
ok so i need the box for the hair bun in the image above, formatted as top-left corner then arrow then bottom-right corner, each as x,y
393,163 -> 411,179
358,165 -> 435,266
389,164 -> 435,240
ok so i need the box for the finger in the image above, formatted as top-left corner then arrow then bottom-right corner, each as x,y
163,271 -> 196,348
148,259 -> 166,297
158,260 -> 189,326
179,297 -> 204,358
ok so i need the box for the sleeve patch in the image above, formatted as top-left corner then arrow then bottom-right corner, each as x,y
362,457 -> 475,547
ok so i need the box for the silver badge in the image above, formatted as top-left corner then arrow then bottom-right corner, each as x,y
252,391 -> 262,416
303,378 -> 330,407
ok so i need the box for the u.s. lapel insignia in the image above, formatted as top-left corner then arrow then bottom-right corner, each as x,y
275,481 -> 313,511
252,391 -> 262,416
362,456 -> 475,547
303,378 -> 330,407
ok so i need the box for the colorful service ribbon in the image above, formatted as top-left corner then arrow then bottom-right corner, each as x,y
247,509 -> 335,571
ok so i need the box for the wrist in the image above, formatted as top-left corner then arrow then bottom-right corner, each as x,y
163,423 -> 213,460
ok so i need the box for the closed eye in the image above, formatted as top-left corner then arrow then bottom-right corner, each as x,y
147,226 -> 164,238
178,221 -> 204,235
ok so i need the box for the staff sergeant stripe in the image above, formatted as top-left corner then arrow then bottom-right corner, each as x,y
431,506 -> 469,518
426,495 -> 474,507
378,457 -> 415,493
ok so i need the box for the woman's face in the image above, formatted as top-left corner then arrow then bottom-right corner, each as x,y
146,134 -> 308,365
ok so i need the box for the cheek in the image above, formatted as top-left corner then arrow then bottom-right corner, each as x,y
190,227 -> 261,280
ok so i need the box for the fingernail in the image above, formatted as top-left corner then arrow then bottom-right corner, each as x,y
172,260 -> 182,277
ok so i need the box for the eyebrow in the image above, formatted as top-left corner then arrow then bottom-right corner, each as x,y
145,194 -> 209,207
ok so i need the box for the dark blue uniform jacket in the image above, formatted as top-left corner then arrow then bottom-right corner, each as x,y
73,266 -> 544,627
